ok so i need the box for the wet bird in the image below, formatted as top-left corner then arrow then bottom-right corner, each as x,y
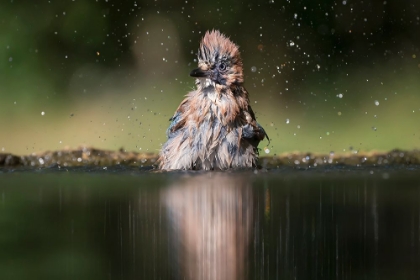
159,30 -> 268,170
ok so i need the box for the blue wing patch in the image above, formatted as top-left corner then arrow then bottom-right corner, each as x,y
167,112 -> 182,138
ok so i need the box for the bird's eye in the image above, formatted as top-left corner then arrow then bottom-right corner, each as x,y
219,62 -> 227,71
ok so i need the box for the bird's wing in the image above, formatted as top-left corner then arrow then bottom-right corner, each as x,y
247,104 -> 257,121
165,97 -> 189,138
256,122 -> 270,143
242,105 -> 269,143
166,111 -> 181,138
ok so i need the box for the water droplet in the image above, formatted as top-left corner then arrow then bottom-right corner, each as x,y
41,111 -> 45,116
251,66 -> 257,72
374,100 -> 379,106
286,118 -> 290,124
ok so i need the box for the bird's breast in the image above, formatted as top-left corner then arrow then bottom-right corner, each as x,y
192,85 -> 242,128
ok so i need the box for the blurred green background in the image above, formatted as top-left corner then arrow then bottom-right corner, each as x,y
1,0 -> 419,156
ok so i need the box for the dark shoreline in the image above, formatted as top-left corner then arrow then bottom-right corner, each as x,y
1,147 -> 419,168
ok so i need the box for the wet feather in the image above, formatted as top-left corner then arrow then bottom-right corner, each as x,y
159,30 -> 268,170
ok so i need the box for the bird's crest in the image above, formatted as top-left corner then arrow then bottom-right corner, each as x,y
198,30 -> 241,64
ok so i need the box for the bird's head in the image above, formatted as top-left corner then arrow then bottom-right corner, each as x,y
190,30 -> 243,89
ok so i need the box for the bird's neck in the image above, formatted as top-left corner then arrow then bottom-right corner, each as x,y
198,78 -> 216,89
197,79 -> 247,99
189,82 -> 250,126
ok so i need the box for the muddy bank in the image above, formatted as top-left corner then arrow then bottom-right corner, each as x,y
1,147 -> 419,168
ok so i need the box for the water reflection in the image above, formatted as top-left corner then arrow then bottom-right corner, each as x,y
162,173 -> 253,280
1,169 -> 420,279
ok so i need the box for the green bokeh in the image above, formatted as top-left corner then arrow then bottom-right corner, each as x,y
1,0 -> 419,155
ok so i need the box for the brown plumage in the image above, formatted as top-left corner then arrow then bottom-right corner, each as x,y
158,30 -> 268,170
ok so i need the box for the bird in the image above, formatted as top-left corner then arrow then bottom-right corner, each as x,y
158,30 -> 268,170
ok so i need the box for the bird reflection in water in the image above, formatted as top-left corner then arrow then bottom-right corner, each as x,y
162,173 -> 253,280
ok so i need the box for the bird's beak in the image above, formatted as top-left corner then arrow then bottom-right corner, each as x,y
190,67 -> 208,78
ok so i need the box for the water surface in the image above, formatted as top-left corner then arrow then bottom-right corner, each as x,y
1,166 -> 420,279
